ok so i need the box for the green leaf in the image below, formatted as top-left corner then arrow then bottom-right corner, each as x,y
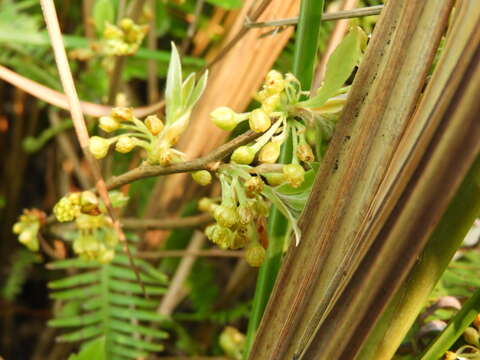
93,0 -> 115,33
68,337 -> 106,360
186,71 -> 208,110
205,0 -> 242,9
60,326 -> 103,342
301,26 -> 366,109
165,42 -> 183,124
109,320 -> 169,339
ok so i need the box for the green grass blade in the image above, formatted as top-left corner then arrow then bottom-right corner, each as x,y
420,288 -> 480,360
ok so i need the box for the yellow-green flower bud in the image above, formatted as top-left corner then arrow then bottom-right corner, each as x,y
111,107 -> 133,122
231,146 -> 256,165
249,109 -> 271,133
205,224 -> 217,241
210,225 -> 235,249
198,198 -> 215,213
264,172 -> 285,186
444,352 -> 456,360
283,163 -> 305,188
258,141 -> 281,163
119,18 -> 134,31
89,136 -> 110,159
99,248 -> 115,263
144,115 -> 164,135
164,121 -> 187,146
192,170 -> 212,186
210,107 -> 239,131
266,70 -> 283,84
99,116 -> 120,133
103,23 -> 123,40
261,93 -> 280,114
297,143 -> 315,162
12,222 -> 22,234
464,327 -> 480,346
219,326 -> 245,360
245,243 -> 265,267
115,136 -> 136,153
54,197 -> 79,222
213,205 -> 238,228
256,89 -> 269,103
244,177 -> 264,198
267,79 -> 285,95
255,200 -> 269,217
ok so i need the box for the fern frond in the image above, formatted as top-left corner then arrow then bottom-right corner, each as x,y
1,249 -> 41,301
48,253 -> 169,359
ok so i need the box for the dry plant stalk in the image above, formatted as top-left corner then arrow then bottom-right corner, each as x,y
249,1 -> 455,359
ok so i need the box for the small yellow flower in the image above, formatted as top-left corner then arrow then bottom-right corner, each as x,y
191,170 -> 212,186
210,107 -> 239,131
231,146 -> 256,165
245,243 -> 265,267
258,141 -> 281,163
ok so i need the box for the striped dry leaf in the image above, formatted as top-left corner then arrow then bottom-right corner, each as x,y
248,1 -> 456,359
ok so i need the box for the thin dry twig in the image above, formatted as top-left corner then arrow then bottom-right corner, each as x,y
136,249 -> 244,259
0,64 -> 165,118
122,213 -> 212,230
157,232 -> 206,316
245,5 -> 383,28
39,0 -> 147,296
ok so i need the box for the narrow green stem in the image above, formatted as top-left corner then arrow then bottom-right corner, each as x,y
420,288 -> 480,360
292,0 -> 325,88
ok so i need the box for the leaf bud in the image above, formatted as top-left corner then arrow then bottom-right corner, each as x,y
115,136 -> 136,153
231,146 -> 256,165
283,163 -> 305,188
191,170 -> 212,186
210,107 -> 239,131
245,243 -> 265,267
99,116 -> 120,132
89,136 -> 110,159
258,141 -> 281,163
144,115 -> 164,135
249,109 -> 271,133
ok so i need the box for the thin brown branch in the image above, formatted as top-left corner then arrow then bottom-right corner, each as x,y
40,0 -> 147,297
136,249 -> 244,259
0,64 -> 165,118
122,213 -> 212,230
245,5 -> 383,28
104,130 -> 262,190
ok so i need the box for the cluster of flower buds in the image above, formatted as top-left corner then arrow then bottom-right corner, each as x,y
200,174 -> 268,267
53,191 -> 101,222
73,214 -> 118,263
103,18 -> 149,56
12,209 -> 45,252
89,107 -> 187,166
52,191 -> 128,263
